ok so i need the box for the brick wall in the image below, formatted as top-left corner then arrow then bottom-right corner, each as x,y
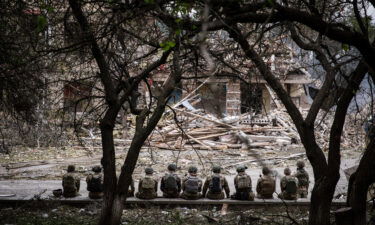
226,79 -> 241,116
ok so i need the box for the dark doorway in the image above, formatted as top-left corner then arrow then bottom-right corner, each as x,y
240,82 -> 263,114
197,82 -> 226,118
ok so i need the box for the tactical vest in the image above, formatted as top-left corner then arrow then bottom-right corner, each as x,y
163,174 -> 178,193
209,175 -> 223,194
285,177 -> 297,194
185,177 -> 199,194
63,174 -> 77,193
236,174 -> 251,189
296,169 -> 309,187
87,174 -> 103,192
142,177 -> 155,190
260,176 -> 275,196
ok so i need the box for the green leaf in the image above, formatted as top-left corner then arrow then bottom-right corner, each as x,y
266,0 -> 275,6
342,44 -> 350,51
160,41 -> 176,51
175,29 -> 181,35
144,0 -> 155,4
46,6 -> 55,13
36,15 -> 47,32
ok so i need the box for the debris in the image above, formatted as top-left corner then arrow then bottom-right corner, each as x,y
202,214 -> 219,223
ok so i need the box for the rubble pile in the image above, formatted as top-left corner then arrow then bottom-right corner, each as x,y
147,104 -> 300,153
146,103 -> 365,153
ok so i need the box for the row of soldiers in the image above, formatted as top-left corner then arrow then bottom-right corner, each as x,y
61,160 -> 309,200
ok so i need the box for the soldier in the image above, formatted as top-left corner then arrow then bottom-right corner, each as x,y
232,165 -> 254,201
135,167 -> 158,199
364,115 -> 375,145
62,165 -> 80,198
279,167 -> 298,200
86,165 -> 103,199
256,166 -> 275,199
160,163 -> 181,198
203,166 -> 230,200
181,166 -> 203,200
295,160 -> 309,198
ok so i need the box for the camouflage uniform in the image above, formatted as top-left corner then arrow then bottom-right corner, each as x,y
161,173 -> 181,198
279,175 -> 298,200
233,171 -> 255,201
136,175 -> 158,199
295,168 -> 309,198
86,173 -> 103,199
62,165 -> 80,198
364,116 -> 375,146
256,167 -> 275,199
203,174 -> 230,199
181,175 -> 203,200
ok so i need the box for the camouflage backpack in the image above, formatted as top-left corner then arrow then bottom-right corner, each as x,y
185,177 -> 199,194
87,174 -> 103,192
260,177 -> 274,196
209,175 -> 222,193
63,174 -> 77,193
237,174 -> 251,189
142,177 -> 155,190
285,177 -> 297,194
164,174 -> 178,192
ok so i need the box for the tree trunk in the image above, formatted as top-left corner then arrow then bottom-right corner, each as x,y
308,177 -> 338,225
98,106 -> 121,225
348,139 -> 375,225
99,193 -> 125,225
349,183 -> 367,225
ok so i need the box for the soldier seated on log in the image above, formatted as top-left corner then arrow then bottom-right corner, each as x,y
202,166 -> 230,200
256,166 -> 275,199
136,167 -> 158,199
231,165 -> 255,201
180,166 -> 203,200
294,160 -> 309,198
278,167 -> 298,200
160,163 -> 181,198
62,165 -> 81,198
86,165 -> 103,199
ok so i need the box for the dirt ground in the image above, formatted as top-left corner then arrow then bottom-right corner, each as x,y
0,140 -> 362,199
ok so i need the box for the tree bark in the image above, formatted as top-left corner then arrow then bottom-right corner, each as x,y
348,138 -> 375,225
308,177 -> 338,225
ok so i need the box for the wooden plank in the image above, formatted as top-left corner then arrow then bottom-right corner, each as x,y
0,196 -> 347,206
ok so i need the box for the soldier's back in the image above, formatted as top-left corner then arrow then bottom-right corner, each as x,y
136,176 -> 157,199
62,173 -> 78,197
257,175 -> 275,199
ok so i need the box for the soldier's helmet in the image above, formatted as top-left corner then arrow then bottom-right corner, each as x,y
284,167 -> 291,175
167,163 -> 177,171
262,166 -> 270,175
145,167 -> 154,174
212,165 -> 221,173
236,165 -> 245,173
188,166 -> 198,174
92,165 -> 102,173
297,160 -> 305,168
67,165 -> 75,172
